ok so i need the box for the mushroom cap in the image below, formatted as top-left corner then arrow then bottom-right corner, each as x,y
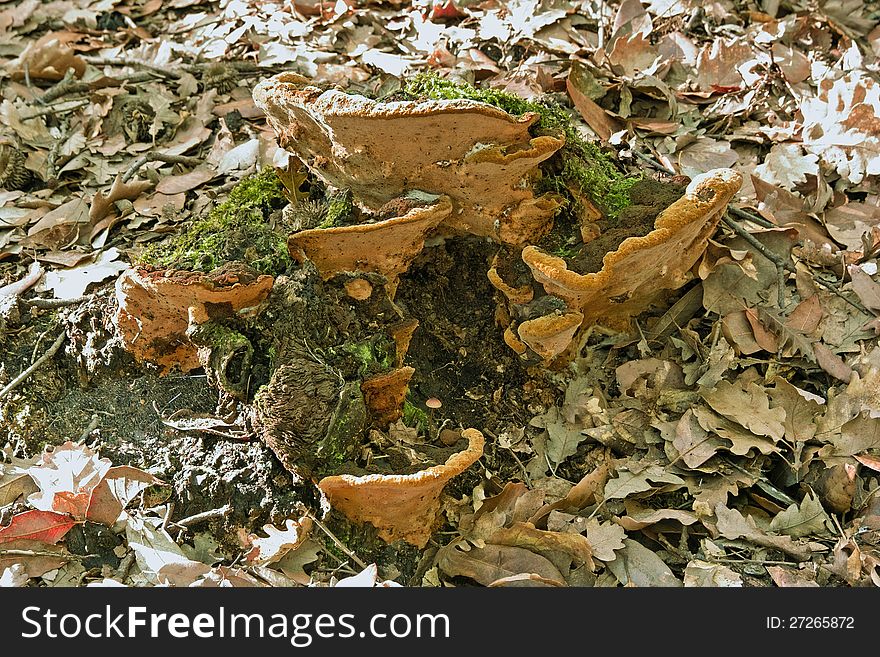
522,168 -> 743,329
253,73 -> 564,244
114,263 -> 273,373
517,311 -> 584,362
343,278 -> 373,300
487,259 -> 534,306
360,366 -> 415,426
503,326 -> 528,355
288,196 -> 452,295
318,428 -> 485,547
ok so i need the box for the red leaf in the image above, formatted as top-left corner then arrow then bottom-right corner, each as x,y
430,0 -> 466,20
814,343 -> 853,383
86,466 -> 163,526
710,84 -> 741,93
855,453 -> 880,472
0,510 -> 75,545
52,490 -> 92,518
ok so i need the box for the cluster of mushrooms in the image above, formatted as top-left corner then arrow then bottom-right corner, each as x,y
111,72 -> 741,547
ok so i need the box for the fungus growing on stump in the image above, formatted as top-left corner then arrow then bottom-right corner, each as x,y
287,195 -> 452,296
113,262 -> 272,374
252,72 -> 564,245
318,428 -> 485,547
507,168 -> 743,363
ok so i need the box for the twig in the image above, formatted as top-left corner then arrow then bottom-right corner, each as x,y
777,261 -> 786,308
0,548 -> 86,559
78,414 -> 100,442
729,205 -> 776,229
122,153 -> 202,183
25,295 -> 92,309
721,212 -> 794,273
173,504 -> 233,528
161,502 -> 175,532
82,56 -> 182,78
722,212 -> 872,316
117,551 -> 135,581
0,331 -> 66,401
631,147 -> 675,175
21,99 -> 89,120
41,71 -> 158,104
305,510 -> 369,571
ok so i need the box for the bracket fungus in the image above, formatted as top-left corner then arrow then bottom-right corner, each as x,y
252,72 -> 564,245
361,366 -> 415,427
514,169 -> 743,358
113,262 -> 272,374
516,311 -> 585,363
318,428 -> 485,547
287,195 -> 452,295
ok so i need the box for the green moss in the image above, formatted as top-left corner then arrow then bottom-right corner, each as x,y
140,168 -> 292,275
400,72 -> 639,219
317,381 -> 367,474
403,399 -> 429,429
332,335 -> 396,379
319,189 -> 354,229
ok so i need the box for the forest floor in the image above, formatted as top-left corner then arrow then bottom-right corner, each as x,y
1,0 -> 880,588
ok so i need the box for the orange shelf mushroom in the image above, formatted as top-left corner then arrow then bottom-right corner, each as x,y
318,428 -> 485,547
252,72 -> 564,245
113,262 -> 273,373
516,311 -> 585,363
361,366 -> 415,427
522,168 -> 743,334
287,195 -> 452,296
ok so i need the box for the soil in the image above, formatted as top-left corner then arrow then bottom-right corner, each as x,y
0,226 -> 567,583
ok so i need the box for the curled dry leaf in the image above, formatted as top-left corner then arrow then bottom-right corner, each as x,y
6,33 -> 86,81
438,540 -> 566,587
246,517 -> 313,565
26,441 -> 112,517
318,428 -> 484,547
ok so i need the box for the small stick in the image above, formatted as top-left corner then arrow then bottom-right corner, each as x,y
0,331 -> 66,401
631,147 -> 675,175
122,153 -> 202,183
305,510 -> 369,571
82,56 -> 182,78
41,71 -> 158,104
25,295 -> 92,309
117,551 -> 135,580
21,99 -> 89,120
0,548 -> 87,559
161,502 -> 175,532
729,205 -> 776,229
173,504 -> 233,528
777,262 -> 786,308
723,212 -> 872,316
78,414 -> 100,442
721,212 -> 794,273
